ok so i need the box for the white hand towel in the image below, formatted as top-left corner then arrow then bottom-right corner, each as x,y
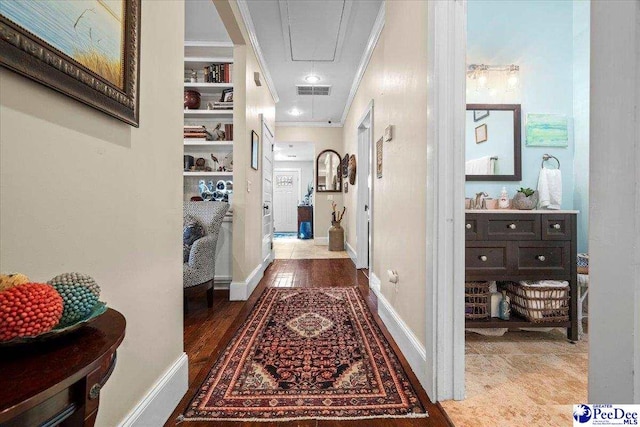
537,167 -> 562,209
465,156 -> 494,175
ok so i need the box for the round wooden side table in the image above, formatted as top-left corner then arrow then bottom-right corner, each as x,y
0,308 -> 126,426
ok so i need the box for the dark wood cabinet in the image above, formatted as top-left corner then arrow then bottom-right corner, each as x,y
466,211 -> 579,341
0,309 -> 126,426
297,205 -> 313,238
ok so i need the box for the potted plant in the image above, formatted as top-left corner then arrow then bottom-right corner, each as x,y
512,187 -> 538,210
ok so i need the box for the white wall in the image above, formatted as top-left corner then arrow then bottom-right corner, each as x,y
274,160 -> 314,202
0,1 -> 185,425
589,0 -> 640,404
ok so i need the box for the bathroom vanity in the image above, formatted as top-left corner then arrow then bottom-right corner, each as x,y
465,209 -> 579,341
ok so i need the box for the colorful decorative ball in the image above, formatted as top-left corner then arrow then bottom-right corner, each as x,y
48,272 -> 100,297
0,273 -> 30,293
49,283 -> 99,327
0,283 -> 63,342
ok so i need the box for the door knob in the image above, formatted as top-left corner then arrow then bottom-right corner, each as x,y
552,224 -> 561,229
508,223 -> 517,229
479,255 -> 488,262
466,223 -> 472,229
537,255 -> 546,262
263,204 -> 269,210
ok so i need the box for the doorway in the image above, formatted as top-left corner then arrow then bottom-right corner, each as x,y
262,118 -> 275,264
356,102 -> 373,270
273,168 -> 301,233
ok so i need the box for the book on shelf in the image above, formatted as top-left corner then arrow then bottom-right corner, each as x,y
224,124 -> 233,141
212,102 -> 233,110
203,63 -> 233,84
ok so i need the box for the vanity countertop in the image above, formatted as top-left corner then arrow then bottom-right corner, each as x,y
465,209 -> 579,214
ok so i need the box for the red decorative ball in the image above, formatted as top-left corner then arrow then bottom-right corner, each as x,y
0,283 -> 63,342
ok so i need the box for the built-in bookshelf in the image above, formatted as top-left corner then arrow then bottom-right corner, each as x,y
184,41 -> 234,203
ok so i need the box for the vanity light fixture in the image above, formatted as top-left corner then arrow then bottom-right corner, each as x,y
507,64 -> 520,89
467,64 -> 520,92
289,108 -> 303,116
304,74 -> 321,84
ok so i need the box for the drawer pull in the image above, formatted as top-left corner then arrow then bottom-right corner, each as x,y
508,223 -> 517,229
466,223 -> 472,229
479,255 -> 488,262
552,223 -> 561,229
537,255 -> 546,262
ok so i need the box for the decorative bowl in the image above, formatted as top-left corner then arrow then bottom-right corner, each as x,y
512,191 -> 538,210
0,301 -> 107,347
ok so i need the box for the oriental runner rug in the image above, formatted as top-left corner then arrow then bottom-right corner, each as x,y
182,287 -> 427,422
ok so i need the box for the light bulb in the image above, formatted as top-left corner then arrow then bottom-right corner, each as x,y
305,75 -> 320,84
508,75 -> 518,88
478,74 -> 487,87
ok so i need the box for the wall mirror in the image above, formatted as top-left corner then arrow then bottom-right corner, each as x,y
316,149 -> 342,192
466,104 -> 521,181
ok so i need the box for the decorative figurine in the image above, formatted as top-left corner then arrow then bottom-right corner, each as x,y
211,123 -> 226,141
190,69 -> 198,83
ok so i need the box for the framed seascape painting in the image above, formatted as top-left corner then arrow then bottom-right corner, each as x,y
0,0 -> 141,126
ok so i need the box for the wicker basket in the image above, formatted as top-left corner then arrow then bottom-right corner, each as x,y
502,281 -> 569,323
465,281 -> 491,319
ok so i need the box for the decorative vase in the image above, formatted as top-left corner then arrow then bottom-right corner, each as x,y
328,221 -> 345,251
512,191 -> 538,210
499,290 -> 511,320
184,90 -> 201,110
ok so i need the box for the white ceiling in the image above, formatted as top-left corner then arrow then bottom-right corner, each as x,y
274,142 -> 315,162
246,0 -> 383,124
185,0 -> 231,43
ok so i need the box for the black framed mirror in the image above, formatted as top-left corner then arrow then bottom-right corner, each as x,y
466,104 -> 521,181
316,149 -> 342,192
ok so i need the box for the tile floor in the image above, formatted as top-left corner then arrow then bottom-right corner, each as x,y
273,238 -> 350,259
440,328 -> 588,427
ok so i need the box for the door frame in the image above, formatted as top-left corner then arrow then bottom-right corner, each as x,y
261,116 -> 275,265
356,101 -> 374,270
273,167 -> 302,232
425,0 -> 467,401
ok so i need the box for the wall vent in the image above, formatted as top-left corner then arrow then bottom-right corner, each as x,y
296,85 -> 331,96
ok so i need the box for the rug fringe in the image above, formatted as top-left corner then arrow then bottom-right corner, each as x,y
181,413 -> 429,422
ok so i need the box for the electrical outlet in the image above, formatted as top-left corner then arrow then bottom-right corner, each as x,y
247,180 -> 252,193
387,270 -> 399,284
327,195 -> 333,201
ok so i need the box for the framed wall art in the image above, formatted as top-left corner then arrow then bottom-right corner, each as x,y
525,114 -> 569,147
0,0 -> 141,126
376,137 -> 383,178
475,124 -> 488,143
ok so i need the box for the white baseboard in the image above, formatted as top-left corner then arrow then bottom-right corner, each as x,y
213,275 -> 231,290
119,353 -> 188,427
314,237 -> 328,245
229,257 -> 271,301
346,242 -> 357,264
370,275 -> 428,390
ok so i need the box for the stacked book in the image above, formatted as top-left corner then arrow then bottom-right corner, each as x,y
224,124 -> 234,141
184,125 -> 210,141
204,63 -> 232,83
212,102 -> 233,110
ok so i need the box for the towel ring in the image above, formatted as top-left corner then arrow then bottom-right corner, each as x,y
541,154 -> 560,169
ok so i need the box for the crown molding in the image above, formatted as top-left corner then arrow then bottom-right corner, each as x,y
184,41 -> 234,48
236,0 -> 280,103
340,1 -> 385,124
275,121 -> 344,128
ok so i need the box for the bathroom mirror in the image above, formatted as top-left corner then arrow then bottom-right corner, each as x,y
316,149 -> 342,192
466,104 -> 521,181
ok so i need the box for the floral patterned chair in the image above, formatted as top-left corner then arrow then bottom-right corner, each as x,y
183,201 -> 229,312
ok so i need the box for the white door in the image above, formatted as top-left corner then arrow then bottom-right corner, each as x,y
273,170 -> 300,232
262,119 -> 274,263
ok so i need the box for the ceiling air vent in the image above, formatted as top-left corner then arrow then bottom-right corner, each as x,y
296,85 -> 331,96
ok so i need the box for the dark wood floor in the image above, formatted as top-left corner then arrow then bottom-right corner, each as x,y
168,259 -> 453,427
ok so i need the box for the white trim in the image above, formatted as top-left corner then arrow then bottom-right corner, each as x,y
356,101 -> 374,270
229,261 -> 268,301
274,168 -> 303,206
340,2 -> 385,124
314,236 -> 328,246
425,0 -> 467,402
346,241 -> 357,264
275,121 -> 344,128
119,353 -> 188,427
370,273 -> 429,389
184,41 -> 234,48
213,276 -> 232,290
236,0 -> 280,103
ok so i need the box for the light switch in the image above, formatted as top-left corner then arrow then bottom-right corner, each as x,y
247,180 -> 252,193
327,195 -> 333,201
387,270 -> 399,284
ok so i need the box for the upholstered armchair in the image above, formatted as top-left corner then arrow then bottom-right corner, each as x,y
183,201 -> 229,312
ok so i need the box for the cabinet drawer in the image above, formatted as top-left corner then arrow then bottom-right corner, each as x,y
465,218 -> 479,240
485,215 -> 540,240
466,244 -> 508,276
542,215 -> 572,240
514,242 -> 570,278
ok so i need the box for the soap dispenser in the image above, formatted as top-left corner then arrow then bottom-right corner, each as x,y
498,187 -> 510,209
